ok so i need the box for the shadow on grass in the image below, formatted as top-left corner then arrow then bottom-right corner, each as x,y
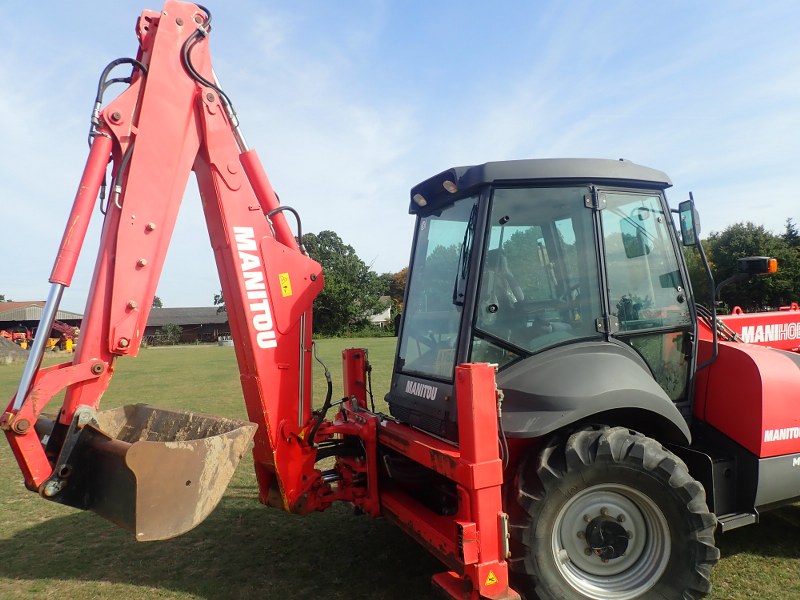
0,487 -> 441,599
716,503 -> 800,560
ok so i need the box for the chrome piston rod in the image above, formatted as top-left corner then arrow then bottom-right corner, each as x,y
12,283 -> 65,410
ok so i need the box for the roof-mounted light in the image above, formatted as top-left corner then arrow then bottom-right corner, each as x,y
412,193 -> 427,207
442,179 -> 458,194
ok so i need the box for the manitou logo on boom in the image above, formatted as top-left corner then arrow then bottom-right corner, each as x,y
234,226 -> 277,349
740,322 -> 800,344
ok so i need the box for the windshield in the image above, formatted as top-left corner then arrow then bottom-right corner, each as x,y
471,186 -> 603,367
398,196 -> 479,380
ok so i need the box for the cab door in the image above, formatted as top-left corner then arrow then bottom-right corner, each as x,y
599,190 -> 694,405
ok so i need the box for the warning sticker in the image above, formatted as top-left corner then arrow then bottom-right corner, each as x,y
279,273 -> 292,297
485,571 -> 498,586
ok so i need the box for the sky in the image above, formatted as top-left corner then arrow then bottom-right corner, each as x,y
1,0 -> 798,313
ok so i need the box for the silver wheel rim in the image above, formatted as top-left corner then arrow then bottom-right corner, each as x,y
550,482 -> 670,600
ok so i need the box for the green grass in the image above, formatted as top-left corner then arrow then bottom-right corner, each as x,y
1,340 -> 800,599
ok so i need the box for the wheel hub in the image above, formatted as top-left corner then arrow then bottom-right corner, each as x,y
585,517 -> 629,560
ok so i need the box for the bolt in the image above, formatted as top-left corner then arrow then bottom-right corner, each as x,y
128,301 -> 138,309
138,258 -> 148,267
626,530 -> 633,539
576,531 -> 585,539
583,514 -> 591,523
91,362 -> 104,375
119,338 -> 130,348
146,222 -> 157,231
310,273 -> 317,281
110,112 -> 122,123
600,507 -> 609,516
13,418 -> 31,434
617,514 -> 626,523
176,16 -> 184,25
194,15 -> 203,24
206,92 -> 216,102
584,548 -> 592,556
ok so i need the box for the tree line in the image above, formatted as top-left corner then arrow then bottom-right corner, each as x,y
683,218 -> 800,312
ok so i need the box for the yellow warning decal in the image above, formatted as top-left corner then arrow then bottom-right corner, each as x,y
485,571 -> 498,586
279,273 -> 292,297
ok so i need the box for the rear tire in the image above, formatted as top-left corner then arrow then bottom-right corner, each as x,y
508,426 -> 719,600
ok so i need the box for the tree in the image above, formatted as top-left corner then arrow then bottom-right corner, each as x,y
379,267 -> 408,315
0,294 -> 11,302
214,290 -> 226,314
156,323 -> 182,345
783,218 -> 800,248
303,230 -> 387,336
152,295 -> 163,308
703,222 -> 798,310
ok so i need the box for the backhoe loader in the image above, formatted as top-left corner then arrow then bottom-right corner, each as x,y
5,3 -> 800,599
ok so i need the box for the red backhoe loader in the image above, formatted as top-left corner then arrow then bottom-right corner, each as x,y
4,3 -> 800,599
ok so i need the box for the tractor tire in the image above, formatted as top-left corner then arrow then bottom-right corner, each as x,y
508,426 -> 719,600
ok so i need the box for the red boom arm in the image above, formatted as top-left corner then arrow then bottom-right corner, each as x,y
2,0 -> 325,515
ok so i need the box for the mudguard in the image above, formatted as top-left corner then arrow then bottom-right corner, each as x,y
498,341 -> 691,444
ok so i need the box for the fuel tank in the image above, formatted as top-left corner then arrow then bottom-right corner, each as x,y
694,339 -> 800,458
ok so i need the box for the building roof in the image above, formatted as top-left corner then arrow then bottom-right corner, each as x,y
0,302 -> 83,323
147,307 -> 229,327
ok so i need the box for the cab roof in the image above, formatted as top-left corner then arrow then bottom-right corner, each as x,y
409,158 -> 672,214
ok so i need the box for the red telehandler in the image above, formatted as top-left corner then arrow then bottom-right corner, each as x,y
5,3 -> 800,599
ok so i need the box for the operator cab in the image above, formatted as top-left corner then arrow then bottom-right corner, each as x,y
387,159 -> 695,441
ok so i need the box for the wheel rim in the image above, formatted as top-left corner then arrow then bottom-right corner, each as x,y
550,483 -> 670,600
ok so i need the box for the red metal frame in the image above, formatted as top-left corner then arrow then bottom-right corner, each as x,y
374,362 -> 520,600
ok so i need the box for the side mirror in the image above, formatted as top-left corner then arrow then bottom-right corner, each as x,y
678,199 -> 700,246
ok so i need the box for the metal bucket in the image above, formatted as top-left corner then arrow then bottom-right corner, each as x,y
54,404 -> 256,541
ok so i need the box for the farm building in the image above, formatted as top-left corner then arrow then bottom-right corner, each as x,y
0,302 -> 230,346
368,296 -> 393,328
0,302 -> 83,338
145,307 -> 230,344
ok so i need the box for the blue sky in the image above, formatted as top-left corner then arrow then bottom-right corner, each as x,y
1,1 -> 798,312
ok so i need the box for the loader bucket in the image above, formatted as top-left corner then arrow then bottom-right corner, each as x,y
55,404 -> 257,541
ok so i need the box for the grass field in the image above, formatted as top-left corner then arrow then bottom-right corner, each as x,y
1,339 -> 800,599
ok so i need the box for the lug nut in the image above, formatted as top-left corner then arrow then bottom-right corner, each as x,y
576,531 -> 585,539
617,514 -> 626,522
583,514 -> 591,523
600,507 -> 609,516
584,548 -> 592,556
